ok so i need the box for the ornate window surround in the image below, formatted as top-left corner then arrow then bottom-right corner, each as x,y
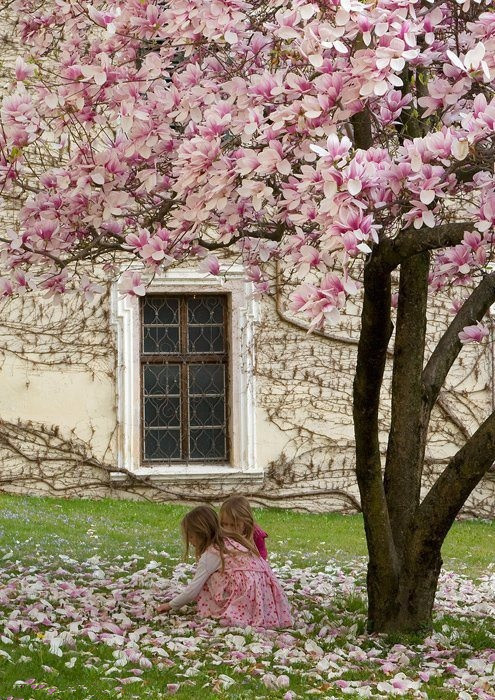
111,265 -> 262,483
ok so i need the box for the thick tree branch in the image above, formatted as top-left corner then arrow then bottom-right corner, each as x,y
384,251 -> 430,552
197,222 -> 285,250
350,36 -> 373,151
416,409 -> 495,547
422,271 -> 495,408
377,222 -> 474,269
353,262 -> 398,585
351,110 -> 373,150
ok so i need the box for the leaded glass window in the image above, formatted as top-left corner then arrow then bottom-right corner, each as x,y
141,295 -> 229,463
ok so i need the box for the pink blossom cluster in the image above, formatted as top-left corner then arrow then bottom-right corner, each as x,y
0,0 -> 495,339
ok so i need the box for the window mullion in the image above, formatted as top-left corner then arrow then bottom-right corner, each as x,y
179,298 -> 189,461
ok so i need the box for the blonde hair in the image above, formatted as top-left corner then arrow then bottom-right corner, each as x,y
219,496 -> 255,541
180,505 -> 258,569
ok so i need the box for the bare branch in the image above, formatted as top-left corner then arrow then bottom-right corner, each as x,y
422,271 -> 495,407
416,409 -> 495,546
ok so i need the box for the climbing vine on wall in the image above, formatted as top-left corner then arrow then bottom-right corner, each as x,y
253,272 -> 495,517
0,278 -> 493,515
0,289 -> 114,371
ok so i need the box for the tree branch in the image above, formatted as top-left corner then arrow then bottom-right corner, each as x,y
353,261 -> 398,581
351,110 -> 373,150
416,409 -> 495,547
273,262 -> 360,346
384,251 -> 430,552
377,222 -> 474,270
197,222 -> 285,250
422,271 -> 495,408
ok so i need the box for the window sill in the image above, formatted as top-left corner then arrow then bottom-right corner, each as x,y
110,466 -> 264,485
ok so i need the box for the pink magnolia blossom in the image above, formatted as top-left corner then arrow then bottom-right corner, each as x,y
39,270 -> 69,302
119,271 -> 146,298
14,57 -> 35,82
199,256 -> 221,276
0,278 -> 14,297
80,275 -> 104,302
1,92 -> 39,146
379,90 -> 412,125
458,322 -> 490,344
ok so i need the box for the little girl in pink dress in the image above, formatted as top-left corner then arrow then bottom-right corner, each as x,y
157,505 -> 291,629
220,495 -> 268,559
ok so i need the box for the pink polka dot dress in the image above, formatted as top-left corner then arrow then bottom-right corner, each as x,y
170,538 -> 292,629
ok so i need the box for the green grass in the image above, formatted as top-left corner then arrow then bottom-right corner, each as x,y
0,493 -> 492,575
0,494 -> 493,699
440,517 -> 495,577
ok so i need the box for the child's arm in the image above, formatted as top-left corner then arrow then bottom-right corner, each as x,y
253,523 -> 268,560
160,550 -> 221,613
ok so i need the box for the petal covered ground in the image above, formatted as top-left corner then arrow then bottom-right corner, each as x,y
0,546 -> 494,699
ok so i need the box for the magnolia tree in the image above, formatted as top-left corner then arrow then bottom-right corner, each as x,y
2,0 -> 495,632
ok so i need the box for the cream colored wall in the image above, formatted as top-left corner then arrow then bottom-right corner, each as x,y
0,352 -> 116,460
0,292 -> 117,497
253,290 -> 495,515
0,284 -> 493,515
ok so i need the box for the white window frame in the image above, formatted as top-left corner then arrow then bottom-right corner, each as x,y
111,265 -> 261,483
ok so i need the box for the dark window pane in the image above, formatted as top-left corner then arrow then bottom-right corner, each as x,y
141,294 -> 229,464
189,395 -> 225,427
143,325 -> 179,353
144,428 -> 181,460
188,325 -> 224,353
144,396 -> 181,427
143,297 -> 179,325
143,365 -> 180,395
188,296 -> 224,324
189,365 -> 225,395
189,428 -> 226,460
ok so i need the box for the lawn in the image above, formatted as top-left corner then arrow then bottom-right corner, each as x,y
0,494 -> 493,699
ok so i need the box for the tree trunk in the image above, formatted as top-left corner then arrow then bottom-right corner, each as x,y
367,543 -> 443,633
384,252 -> 429,552
353,262 -> 400,609
355,239 -> 495,634
364,410 -> 495,633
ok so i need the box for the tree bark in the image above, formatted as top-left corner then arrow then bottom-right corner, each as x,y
384,252 -> 429,552
353,261 -> 400,629
422,271 -> 495,409
415,271 -> 495,484
367,544 -> 443,633
356,259 -> 495,633
358,256 -> 443,634
417,410 -> 495,545
377,222 -> 474,268
380,411 -> 495,632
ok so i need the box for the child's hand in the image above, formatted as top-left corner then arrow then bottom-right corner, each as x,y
157,603 -> 172,614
